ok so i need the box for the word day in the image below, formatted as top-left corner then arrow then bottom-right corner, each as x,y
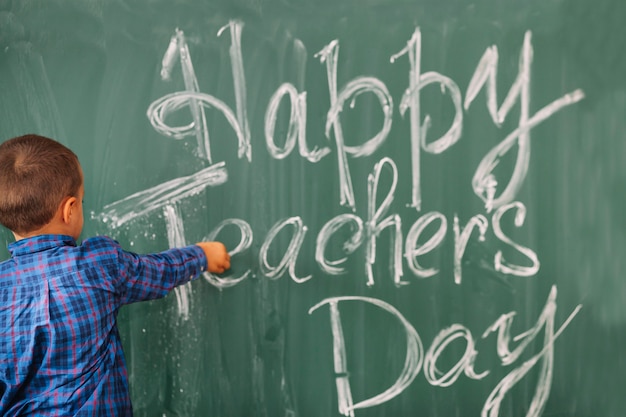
147,21 -> 584,213
310,286 -> 582,417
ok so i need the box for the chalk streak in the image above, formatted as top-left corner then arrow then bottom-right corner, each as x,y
97,162 -> 227,229
163,203 -> 193,320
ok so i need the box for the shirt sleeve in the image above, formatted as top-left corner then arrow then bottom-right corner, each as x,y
100,237 -> 208,305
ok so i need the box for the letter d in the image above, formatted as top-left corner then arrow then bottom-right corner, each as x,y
309,296 -> 423,416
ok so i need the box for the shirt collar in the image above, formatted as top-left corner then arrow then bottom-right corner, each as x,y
8,234 -> 77,257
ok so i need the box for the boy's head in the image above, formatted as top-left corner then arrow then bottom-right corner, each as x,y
0,134 -> 83,239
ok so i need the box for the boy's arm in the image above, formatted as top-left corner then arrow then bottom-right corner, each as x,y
112,240 -> 230,304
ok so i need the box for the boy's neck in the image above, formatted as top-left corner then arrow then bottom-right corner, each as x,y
13,222 -> 75,241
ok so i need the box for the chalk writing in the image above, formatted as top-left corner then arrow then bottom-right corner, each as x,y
464,31 -> 585,212
316,40 -> 394,210
391,27 -> 463,211
309,287 -> 582,417
92,21 -> 585,416
98,161 -> 227,319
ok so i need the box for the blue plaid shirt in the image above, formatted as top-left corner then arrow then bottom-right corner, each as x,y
0,234 -> 207,416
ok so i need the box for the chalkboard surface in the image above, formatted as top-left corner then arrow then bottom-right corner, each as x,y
1,0 -> 625,416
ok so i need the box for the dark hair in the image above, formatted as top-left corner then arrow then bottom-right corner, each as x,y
0,134 -> 82,234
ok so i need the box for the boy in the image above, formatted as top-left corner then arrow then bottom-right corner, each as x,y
0,134 -> 231,415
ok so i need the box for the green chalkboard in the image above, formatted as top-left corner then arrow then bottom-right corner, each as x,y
1,0 -> 625,415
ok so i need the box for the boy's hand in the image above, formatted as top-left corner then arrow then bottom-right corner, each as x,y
195,242 -> 231,274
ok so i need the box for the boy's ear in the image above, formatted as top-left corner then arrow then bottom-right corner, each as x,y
60,196 -> 78,225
